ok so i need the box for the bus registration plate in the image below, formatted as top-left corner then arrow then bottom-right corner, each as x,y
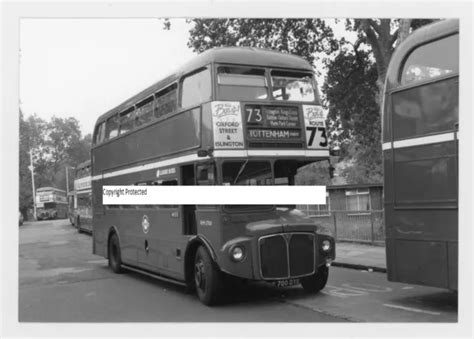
274,278 -> 300,288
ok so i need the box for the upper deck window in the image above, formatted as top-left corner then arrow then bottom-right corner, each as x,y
401,34 -> 458,85
119,107 -> 135,135
94,122 -> 106,145
217,66 -> 268,100
181,68 -> 211,109
155,84 -> 178,118
135,96 -> 154,127
271,70 -> 316,102
105,115 -> 119,140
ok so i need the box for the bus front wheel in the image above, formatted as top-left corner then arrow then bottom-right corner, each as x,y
194,246 -> 222,305
301,265 -> 329,293
108,233 -> 123,274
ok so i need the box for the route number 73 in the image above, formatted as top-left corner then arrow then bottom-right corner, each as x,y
306,126 -> 328,147
246,107 -> 263,124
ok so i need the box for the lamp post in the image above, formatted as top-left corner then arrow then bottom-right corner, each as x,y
65,166 -> 75,195
28,150 -> 37,221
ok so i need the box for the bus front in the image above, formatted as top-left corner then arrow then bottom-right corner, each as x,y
36,188 -> 57,220
195,58 -> 335,295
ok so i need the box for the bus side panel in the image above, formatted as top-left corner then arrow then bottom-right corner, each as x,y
447,241 -> 458,290
93,109 -> 201,173
143,208 -> 186,280
392,239 -> 448,288
385,207 -> 457,289
92,180 -> 106,257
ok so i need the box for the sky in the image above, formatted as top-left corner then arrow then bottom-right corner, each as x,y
19,18 -> 356,136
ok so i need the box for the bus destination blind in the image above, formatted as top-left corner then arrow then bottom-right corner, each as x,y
245,105 -> 301,140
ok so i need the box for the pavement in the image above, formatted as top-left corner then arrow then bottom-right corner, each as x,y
332,241 -> 387,273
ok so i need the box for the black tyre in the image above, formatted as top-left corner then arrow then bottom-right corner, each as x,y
108,233 -> 123,273
194,246 -> 222,305
301,265 -> 329,293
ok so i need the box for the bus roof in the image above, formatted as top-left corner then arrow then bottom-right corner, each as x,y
95,47 -> 314,125
37,187 -> 66,193
385,19 -> 459,89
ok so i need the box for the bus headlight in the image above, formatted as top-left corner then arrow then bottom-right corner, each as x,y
230,246 -> 245,262
322,240 -> 331,252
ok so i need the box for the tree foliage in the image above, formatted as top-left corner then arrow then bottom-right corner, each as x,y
19,111 -> 91,218
187,19 -> 339,68
322,19 -> 436,183
322,45 -> 381,183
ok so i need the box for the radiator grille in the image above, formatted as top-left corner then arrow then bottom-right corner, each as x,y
259,233 -> 315,279
259,235 -> 288,278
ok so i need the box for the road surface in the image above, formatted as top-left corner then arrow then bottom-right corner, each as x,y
19,219 -> 457,322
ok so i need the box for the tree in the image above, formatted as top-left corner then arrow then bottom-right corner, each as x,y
19,112 -> 92,218
186,19 -> 339,69
322,19 -> 437,183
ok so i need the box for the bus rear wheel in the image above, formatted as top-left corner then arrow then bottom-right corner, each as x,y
301,265 -> 329,293
194,246 -> 222,306
108,233 -> 123,273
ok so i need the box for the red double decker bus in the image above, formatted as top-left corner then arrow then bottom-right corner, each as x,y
91,47 -> 335,305
382,20 -> 458,290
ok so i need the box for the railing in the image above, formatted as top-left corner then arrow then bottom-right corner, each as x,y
297,206 -> 385,245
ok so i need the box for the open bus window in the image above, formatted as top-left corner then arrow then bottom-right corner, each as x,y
119,107 -> 135,135
135,96 -> 154,126
401,34 -> 458,85
105,115 -> 119,140
271,70 -> 316,102
154,84 -> 178,118
94,122 -> 106,144
217,66 -> 268,100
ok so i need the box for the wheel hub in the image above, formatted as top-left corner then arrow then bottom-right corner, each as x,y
195,260 -> 205,289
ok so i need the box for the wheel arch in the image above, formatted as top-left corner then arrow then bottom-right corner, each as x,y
184,235 -> 218,287
106,225 -> 121,259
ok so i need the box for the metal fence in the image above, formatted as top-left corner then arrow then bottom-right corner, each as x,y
297,206 -> 385,245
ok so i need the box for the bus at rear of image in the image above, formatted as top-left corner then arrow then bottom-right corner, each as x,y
382,19 -> 458,290
35,187 -> 68,220
91,47 -> 335,305
70,160 -> 93,234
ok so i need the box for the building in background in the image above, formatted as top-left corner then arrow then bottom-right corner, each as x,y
299,183 -> 384,244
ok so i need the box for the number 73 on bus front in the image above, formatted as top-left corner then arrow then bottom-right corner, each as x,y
303,105 -> 328,148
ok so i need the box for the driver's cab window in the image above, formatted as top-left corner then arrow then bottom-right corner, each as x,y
196,163 -> 216,185
274,160 -> 299,185
222,161 -> 271,185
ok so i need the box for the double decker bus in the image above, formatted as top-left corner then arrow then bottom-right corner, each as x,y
382,19 -> 458,290
69,160 -> 92,233
91,47 -> 335,305
36,187 -> 68,220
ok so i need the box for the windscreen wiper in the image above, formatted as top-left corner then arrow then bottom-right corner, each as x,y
233,160 -> 249,185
